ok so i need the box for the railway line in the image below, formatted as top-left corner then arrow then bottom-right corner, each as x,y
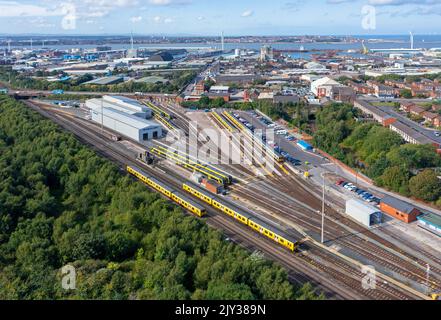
23,100 -> 427,300
232,176 -> 441,293
271,175 -> 441,279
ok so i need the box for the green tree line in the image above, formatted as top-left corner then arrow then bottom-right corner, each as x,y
0,95 -> 323,300
313,103 -> 441,207
0,67 -> 196,94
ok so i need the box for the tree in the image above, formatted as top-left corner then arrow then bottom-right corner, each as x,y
400,89 -> 413,99
377,166 -> 410,195
409,170 -> 441,201
0,95 -> 322,300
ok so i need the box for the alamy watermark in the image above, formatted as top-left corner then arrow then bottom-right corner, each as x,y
361,265 -> 377,290
163,121 -> 279,175
61,264 -> 76,290
361,5 -> 376,30
60,3 -> 77,31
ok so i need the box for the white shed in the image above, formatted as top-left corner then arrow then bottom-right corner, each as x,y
345,199 -> 383,228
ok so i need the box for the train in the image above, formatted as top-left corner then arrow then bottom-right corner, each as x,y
183,183 -> 297,252
127,165 -> 206,217
150,145 -> 233,186
127,165 -> 297,252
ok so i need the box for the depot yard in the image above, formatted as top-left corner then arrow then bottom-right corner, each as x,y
24,94 -> 441,300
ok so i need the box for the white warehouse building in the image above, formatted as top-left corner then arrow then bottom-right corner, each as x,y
345,199 -> 383,228
89,107 -> 162,142
88,95 -> 153,119
86,96 -> 162,142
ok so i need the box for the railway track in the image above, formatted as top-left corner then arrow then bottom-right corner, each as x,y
271,175 -> 441,279
232,175 -> 441,293
23,100 -> 423,300
23,101 -> 361,299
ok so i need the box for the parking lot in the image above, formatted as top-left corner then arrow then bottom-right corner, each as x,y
237,110 -> 329,169
336,179 -> 381,207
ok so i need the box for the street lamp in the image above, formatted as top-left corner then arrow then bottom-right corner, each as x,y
321,173 -> 326,244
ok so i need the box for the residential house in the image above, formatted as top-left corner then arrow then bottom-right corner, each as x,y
408,105 -> 425,116
400,102 -> 417,113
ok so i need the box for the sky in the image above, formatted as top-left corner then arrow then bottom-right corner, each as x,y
1,0 -> 441,36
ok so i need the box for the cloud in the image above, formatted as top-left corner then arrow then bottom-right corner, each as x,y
152,15 -> 174,23
0,1 -> 61,17
327,0 -> 441,5
368,0 -> 441,5
148,0 -> 191,5
130,16 -> 143,23
241,10 -> 254,17
283,1 -> 306,11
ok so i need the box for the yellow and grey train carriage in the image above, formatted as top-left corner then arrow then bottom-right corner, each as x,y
182,182 -> 297,252
183,182 -> 249,225
248,217 -> 296,252
183,183 -> 213,205
127,166 -> 206,217
171,191 -> 206,217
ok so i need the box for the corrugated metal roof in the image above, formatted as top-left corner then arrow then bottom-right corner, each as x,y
346,199 -> 381,215
96,106 -> 160,130
381,196 -> 417,215
418,213 -> 441,228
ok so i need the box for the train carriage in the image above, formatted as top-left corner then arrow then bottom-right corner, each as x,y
183,183 -> 213,205
129,165 -> 297,252
171,192 -> 207,217
127,165 -> 150,184
146,176 -> 174,198
212,198 -> 251,226
248,217 -> 297,252
127,166 -> 206,218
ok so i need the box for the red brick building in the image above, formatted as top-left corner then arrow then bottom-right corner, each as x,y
380,196 -> 421,224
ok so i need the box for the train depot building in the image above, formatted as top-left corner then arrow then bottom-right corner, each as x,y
345,199 -> 383,228
380,196 -> 421,223
86,96 -> 162,143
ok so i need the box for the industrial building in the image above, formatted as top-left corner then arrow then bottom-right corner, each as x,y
85,96 -> 161,142
380,196 -> 421,223
345,199 -> 383,228
417,213 -> 441,237
84,76 -> 125,86
86,96 -> 153,119
89,107 -> 162,142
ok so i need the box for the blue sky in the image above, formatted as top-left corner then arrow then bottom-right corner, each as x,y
1,0 -> 441,35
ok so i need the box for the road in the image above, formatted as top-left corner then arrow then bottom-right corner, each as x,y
380,105 -> 441,144
181,60 -> 220,97
9,89 -> 177,99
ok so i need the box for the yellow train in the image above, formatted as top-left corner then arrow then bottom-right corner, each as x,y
183,183 -> 297,252
127,166 -> 206,217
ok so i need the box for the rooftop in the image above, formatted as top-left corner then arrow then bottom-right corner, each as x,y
389,121 -> 434,145
418,213 -> 441,228
381,196 -> 419,215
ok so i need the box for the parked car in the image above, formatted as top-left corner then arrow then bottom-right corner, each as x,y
336,180 -> 345,186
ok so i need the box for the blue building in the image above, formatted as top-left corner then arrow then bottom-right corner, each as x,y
297,140 -> 313,151
63,54 -> 82,61
417,213 -> 441,237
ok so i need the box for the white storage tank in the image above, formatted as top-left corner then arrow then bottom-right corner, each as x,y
345,199 -> 383,228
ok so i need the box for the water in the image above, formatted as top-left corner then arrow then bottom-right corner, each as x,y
3,35 -> 441,52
